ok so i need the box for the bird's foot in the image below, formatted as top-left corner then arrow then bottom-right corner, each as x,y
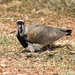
34,48 -> 46,53
34,49 -> 40,52
44,44 -> 51,51
46,46 -> 50,51
20,49 -> 31,53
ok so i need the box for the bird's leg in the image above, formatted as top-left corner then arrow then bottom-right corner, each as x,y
41,44 -> 51,51
46,44 -> 51,51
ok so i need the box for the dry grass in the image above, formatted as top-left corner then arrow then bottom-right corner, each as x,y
0,0 -> 75,75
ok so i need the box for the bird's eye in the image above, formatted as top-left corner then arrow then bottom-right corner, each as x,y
22,22 -> 24,25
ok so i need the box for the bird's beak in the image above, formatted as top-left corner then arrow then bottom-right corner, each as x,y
18,25 -> 23,33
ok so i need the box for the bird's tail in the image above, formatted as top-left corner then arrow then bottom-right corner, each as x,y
66,30 -> 72,36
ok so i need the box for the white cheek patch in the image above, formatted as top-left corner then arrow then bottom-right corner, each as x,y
19,25 -> 25,37
18,25 -> 22,32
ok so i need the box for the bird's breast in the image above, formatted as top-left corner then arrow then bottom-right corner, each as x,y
27,32 -> 40,42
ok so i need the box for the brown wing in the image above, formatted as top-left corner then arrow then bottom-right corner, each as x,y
27,25 -> 68,45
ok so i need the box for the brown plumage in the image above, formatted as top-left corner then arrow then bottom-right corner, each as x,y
16,20 -> 72,50
27,24 -> 72,45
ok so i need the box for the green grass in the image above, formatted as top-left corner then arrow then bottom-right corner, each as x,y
0,34 -> 22,57
0,34 -> 20,46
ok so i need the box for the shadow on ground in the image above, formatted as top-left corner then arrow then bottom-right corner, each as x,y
20,44 -> 65,53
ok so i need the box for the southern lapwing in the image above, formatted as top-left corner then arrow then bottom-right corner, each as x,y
16,20 -> 72,51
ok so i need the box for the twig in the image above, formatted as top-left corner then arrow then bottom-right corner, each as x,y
70,51 -> 75,54
2,18 -> 10,20
66,44 -> 75,54
66,44 -> 74,51
10,30 -> 16,34
0,13 -> 7,18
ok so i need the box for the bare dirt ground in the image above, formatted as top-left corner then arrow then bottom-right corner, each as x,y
0,0 -> 75,75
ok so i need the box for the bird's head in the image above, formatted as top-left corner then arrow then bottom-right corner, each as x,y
16,20 -> 25,36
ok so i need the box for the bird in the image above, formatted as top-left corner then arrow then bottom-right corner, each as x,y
16,20 -> 72,51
